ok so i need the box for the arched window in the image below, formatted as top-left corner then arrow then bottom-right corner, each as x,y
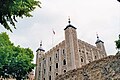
64,70 -> 66,73
56,73 -> 58,76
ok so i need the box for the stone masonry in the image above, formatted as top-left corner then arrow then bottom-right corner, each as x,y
55,55 -> 120,80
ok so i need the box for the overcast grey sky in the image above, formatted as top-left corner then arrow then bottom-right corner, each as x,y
0,0 -> 120,62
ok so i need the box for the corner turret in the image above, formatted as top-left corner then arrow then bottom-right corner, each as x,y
95,34 -> 107,57
35,41 -> 45,80
36,41 -> 45,52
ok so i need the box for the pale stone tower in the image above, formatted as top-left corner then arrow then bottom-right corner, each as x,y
64,18 -> 80,71
35,42 -> 45,80
95,34 -> 107,57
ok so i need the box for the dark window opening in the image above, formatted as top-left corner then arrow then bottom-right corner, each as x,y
81,58 -> 83,62
56,53 -> 57,58
64,70 -> 66,73
63,49 -> 65,54
49,66 -> 51,71
86,52 -> 88,54
50,57 -> 51,61
82,51 -> 84,53
56,63 -> 58,68
95,56 -> 97,59
63,59 -> 66,65
56,73 -> 58,76
57,49 -> 59,53
49,76 -> 51,80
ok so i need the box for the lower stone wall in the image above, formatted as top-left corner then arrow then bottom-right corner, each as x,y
56,55 -> 120,80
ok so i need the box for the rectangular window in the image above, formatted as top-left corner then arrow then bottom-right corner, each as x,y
56,63 -> 58,68
56,53 -> 57,58
63,59 -> 66,65
50,57 -> 51,61
49,66 -> 51,71
49,76 -> 51,80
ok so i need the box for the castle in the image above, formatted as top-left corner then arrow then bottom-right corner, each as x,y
35,19 -> 107,80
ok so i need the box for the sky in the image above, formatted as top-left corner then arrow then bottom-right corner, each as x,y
0,0 -> 120,63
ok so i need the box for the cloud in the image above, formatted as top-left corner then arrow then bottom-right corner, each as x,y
0,0 -> 120,63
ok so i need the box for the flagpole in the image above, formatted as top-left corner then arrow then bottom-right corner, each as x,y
52,29 -> 55,47
52,32 -> 53,47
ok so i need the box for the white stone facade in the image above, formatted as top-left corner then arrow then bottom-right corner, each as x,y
35,22 -> 107,80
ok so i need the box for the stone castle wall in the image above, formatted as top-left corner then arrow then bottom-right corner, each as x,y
56,55 -> 120,80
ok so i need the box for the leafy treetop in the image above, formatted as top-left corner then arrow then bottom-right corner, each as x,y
115,34 -> 120,50
0,0 -> 40,32
0,32 -> 35,80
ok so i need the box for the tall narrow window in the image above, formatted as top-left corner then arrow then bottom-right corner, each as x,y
49,66 -> 51,71
56,53 -> 57,58
56,63 -> 58,68
63,59 -> 66,65
81,58 -> 83,62
50,57 -> 51,61
49,76 -> 51,80
63,49 -> 65,54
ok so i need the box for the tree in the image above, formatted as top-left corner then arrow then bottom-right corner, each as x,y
0,0 -> 40,32
115,34 -> 120,50
115,34 -> 120,55
0,32 -> 35,80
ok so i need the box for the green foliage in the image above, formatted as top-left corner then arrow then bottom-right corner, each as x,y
0,0 -> 40,32
115,34 -> 120,50
0,32 -> 35,79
